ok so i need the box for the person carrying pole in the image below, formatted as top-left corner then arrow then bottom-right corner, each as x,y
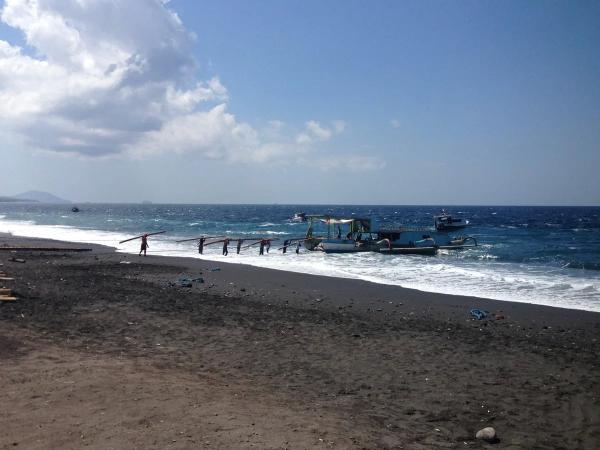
222,238 -> 229,256
259,239 -> 266,255
139,234 -> 149,256
282,239 -> 289,254
296,241 -> 301,254
237,239 -> 244,254
266,239 -> 271,253
198,237 -> 205,254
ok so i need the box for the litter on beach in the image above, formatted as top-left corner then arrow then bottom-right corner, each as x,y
470,309 -> 489,320
170,276 -> 204,288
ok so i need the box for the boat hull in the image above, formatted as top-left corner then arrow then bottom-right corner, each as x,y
320,239 -> 363,253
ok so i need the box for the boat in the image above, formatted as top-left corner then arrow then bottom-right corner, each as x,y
319,238 -> 364,253
302,215 -> 377,253
434,210 -> 469,231
292,212 -> 307,222
376,226 -> 476,250
71,206 -> 80,212
303,214 -> 477,254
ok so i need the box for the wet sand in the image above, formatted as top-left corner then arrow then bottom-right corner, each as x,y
1,234 -> 599,449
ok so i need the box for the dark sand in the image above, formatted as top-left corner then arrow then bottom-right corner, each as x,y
1,234 -> 599,449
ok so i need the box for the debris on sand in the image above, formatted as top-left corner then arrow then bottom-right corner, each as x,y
475,426 -> 497,442
169,277 -> 204,288
470,309 -> 488,320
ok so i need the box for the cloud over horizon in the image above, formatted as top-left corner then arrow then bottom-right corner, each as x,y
0,0 -> 384,170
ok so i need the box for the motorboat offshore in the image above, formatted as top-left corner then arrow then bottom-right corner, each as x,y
434,210 -> 470,231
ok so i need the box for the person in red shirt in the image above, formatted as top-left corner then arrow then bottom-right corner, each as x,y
139,234 -> 149,256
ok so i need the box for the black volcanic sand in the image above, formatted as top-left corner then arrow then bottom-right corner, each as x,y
1,234 -> 599,449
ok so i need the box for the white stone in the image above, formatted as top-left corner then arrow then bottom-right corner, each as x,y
476,427 -> 496,442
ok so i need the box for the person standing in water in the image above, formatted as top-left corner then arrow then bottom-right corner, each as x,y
198,237 -> 205,254
259,239 -> 265,255
296,241 -> 301,254
266,239 -> 271,253
282,239 -> 289,254
222,238 -> 229,256
139,234 -> 149,256
236,239 -> 244,254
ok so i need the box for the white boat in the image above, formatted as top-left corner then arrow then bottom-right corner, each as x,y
292,212 -> 307,222
319,239 -> 364,253
434,210 -> 469,231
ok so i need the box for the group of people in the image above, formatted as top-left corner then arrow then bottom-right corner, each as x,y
200,237 -> 282,256
138,234 -> 303,257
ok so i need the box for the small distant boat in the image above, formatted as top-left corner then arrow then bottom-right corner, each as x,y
71,206 -> 80,212
434,210 -> 469,231
292,212 -> 307,222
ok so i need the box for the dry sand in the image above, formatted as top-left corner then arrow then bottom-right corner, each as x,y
1,235 -> 599,449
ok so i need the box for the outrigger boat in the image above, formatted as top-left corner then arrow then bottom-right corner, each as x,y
301,215 -> 377,253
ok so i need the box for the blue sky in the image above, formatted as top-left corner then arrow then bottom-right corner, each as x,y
1,0 -> 599,204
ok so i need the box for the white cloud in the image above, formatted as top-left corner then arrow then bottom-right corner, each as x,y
296,119 -> 346,145
313,155 -> 386,172
0,0 -> 382,172
332,120 -> 346,134
0,0 -> 229,157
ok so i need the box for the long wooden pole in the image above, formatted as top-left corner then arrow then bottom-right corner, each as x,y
119,230 -> 166,244
0,247 -> 92,252
203,239 -> 228,247
241,238 -> 279,249
175,235 -> 224,243
276,238 -> 309,250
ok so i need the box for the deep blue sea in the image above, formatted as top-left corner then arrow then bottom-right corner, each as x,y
1,204 -> 599,311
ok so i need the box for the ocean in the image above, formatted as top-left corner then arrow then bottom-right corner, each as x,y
1,203 -> 599,312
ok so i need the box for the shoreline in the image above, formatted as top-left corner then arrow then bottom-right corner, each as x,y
2,231 -> 600,322
1,233 -> 600,448
1,208 -> 598,312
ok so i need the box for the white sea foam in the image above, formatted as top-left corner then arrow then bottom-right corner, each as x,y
1,217 -> 599,312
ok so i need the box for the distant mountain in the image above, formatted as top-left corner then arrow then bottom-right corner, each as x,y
14,191 -> 71,204
0,196 -> 34,203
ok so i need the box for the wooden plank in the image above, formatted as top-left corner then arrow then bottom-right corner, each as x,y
0,288 -> 11,295
0,296 -> 17,301
119,231 -> 166,244
0,247 -> 92,252
175,235 -> 225,243
0,277 -> 15,281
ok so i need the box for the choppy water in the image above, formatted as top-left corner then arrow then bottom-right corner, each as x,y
1,203 -> 599,312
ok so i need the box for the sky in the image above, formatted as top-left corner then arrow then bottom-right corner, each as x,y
1,0 -> 599,205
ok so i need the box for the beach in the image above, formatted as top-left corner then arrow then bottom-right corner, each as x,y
1,234 -> 599,449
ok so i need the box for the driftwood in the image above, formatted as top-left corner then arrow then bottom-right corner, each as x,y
0,247 -> 92,252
